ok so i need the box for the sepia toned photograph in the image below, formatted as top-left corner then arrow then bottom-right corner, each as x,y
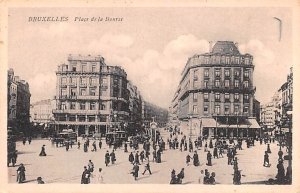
1,1 -> 299,192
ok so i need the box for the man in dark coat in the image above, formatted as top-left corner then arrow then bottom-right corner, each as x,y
65,141 -> 69,151
156,149 -> 162,163
132,163 -> 139,180
84,142 -> 88,152
110,150 -> 116,164
193,151 -> 200,166
81,166 -> 90,184
16,163 -> 26,183
124,142 -> 128,152
135,151 -> 140,165
11,150 -> 18,167
206,151 -> 212,166
39,145 -> 47,156
213,146 -> 218,159
105,151 -> 110,167
209,139 -> 213,148
129,152 -> 134,164
99,140 -> 102,149
92,141 -> 97,152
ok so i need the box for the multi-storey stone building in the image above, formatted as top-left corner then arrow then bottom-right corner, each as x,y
53,54 -> 129,136
7,68 -> 31,134
173,41 -> 260,138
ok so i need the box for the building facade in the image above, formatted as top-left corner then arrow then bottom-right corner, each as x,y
279,67 -> 293,133
30,99 -> 56,125
7,68 -> 31,134
53,54 -> 129,136
172,41 -> 260,138
127,81 -> 143,134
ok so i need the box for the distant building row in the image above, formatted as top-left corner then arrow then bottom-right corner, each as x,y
260,67 -> 293,133
7,69 -> 31,134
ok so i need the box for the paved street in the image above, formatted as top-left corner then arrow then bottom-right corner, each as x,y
8,128 -> 289,184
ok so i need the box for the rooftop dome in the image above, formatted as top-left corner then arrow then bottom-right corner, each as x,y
211,41 -> 240,55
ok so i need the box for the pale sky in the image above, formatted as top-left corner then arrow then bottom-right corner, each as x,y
8,7 -> 293,109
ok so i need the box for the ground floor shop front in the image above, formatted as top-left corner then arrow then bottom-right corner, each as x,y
179,116 -> 261,139
54,122 -> 122,136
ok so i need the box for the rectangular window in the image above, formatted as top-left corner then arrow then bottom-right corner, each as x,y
215,69 -> 220,77
234,105 -> 239,113
234,70 -> 240,77
61,89 -> 67,96
70,102 -> 76,110
215,80 -> 220,87
225,105 -> 230,114
244,106 -> 249,113
80,102 -> 86,110
215,105 -> 220,114
90,77 -> 97,85
90,88 -> 96,96
72,65 -> 77,71
204,106 -> 208,113
80,88 -> 86,96
204,81 -> 208,88
225,57 -> 230,64
204,93 -> 209,102
235,57 -> 240,64
92,65 -> 96,72
245,58 -> 250,65
193,105 -> 198,114
70,77 -> 76,84
234,80 -> 239,88
82,65 -> 87,72
225,69 -> 230,77
215,93 -> 220,101
205,57 -> 209,64
80,77 -> 86,84
234,93 -> 239,101
244,81 -> 249,88
244,70 -> 249,78
204,69 -> 209,77
61,102 -> 66,110
61,77 -> 67,85
90,102 -> 96,110
194,69 -> 199,81
225,80 -> 230,87
225,93 -> 230,101
193,93 -> 198,102
70,88 -> 76,96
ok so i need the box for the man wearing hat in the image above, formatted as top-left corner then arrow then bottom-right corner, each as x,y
39,145 -> 47,156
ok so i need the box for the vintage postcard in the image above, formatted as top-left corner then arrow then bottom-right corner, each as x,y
0,0 -> 299,193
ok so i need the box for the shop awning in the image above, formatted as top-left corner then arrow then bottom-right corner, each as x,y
201,118 -> 217,128
247,118 -> 261,129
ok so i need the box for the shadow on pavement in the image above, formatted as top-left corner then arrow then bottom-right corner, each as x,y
241,180 -> 267,185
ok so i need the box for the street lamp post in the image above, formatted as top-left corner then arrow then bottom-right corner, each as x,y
286,110 -> 292,184
114,114 -> 117,143
189,115 -> 193,139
